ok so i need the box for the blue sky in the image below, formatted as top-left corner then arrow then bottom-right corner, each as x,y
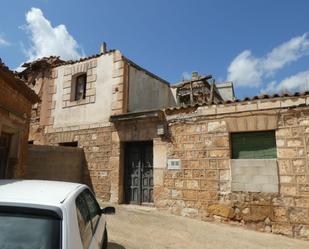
1,0 -> 309,98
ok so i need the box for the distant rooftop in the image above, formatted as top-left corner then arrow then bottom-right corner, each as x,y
172,72 -> 236,106
216,81 -> 235,101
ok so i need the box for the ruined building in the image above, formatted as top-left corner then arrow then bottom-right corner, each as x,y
172,73 -> 234,106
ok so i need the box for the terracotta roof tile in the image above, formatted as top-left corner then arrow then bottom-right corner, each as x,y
166,91 -> 309,111
54,49 -> 116,67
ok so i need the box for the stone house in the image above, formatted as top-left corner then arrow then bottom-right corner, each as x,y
0,59 -> 38,179
20,47 -> 178,201
110,90 -> 309,239
21,47 -> 309,239
160,93 -> 309,239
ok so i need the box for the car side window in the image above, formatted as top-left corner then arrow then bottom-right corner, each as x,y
75,194 -> 93,249
82,189 -> 101,232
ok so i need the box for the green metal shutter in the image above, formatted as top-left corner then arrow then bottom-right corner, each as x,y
231,131 -> 277,159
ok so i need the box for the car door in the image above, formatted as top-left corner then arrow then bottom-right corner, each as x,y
75,193 -> 94,249
82,189 -> 106,249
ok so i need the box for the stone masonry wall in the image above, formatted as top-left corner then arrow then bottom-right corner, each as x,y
45,125 -> 117,201
26,51 -> 127,201
28,69 -> 55,144
0,76 -> 33,178
43,118 -> 161,203
157,106 -> 309,239
275,108 -> 309,238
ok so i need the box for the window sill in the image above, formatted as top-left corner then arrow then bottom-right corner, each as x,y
62,96 -> 96,108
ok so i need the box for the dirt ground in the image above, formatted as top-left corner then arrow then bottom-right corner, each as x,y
104,204 -> 309,249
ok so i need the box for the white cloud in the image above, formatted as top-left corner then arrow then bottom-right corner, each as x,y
227,33 -> 309,90
24,7 -> 83,61
263,33 -> 309,73
0,35 -> 10,47
227,50 -> 262,87
263,71 -> 309,93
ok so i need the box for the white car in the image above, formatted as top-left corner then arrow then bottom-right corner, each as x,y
0,180 -> 115,249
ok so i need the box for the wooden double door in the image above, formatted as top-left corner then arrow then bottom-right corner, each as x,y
124,142 -> 153,204
0,133 -> 10,179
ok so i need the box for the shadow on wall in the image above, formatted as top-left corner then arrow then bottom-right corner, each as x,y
81,150 -> 94,191
25,145 -> 94,189
108,242 -> 126,249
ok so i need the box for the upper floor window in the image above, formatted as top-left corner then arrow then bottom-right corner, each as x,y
74,74 -> 87,101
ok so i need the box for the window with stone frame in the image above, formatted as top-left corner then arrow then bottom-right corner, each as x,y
73,74 -> 87,101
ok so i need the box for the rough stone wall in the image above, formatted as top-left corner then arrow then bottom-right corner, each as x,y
28,70 -> 56,144
44,125 -> 116,201
0,77 -> 32,119
157,106 -> 309,239
275,109 -> 309,238
43,117 -> 160,204
155,121 -> 230,218
0,76 -> 33,178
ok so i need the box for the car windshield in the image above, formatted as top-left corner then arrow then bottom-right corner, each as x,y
0,212 -> 60,249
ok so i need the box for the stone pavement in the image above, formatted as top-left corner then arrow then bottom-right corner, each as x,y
105,204 -> 309,249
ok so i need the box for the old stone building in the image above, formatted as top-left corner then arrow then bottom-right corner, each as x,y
109,91 -> 309,239
159,93 -> 309,239
20,48 -> 177,201
21,47 -> 309,239
0,59 -> 38,179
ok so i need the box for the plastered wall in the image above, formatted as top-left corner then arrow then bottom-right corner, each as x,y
52,54 -> 114,128
128,65 -> 176,112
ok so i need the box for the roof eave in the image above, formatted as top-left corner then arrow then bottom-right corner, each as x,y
0,66 -> 39,104
110,109 -> 165,122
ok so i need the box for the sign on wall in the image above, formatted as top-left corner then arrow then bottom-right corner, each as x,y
167,159 -> 181,170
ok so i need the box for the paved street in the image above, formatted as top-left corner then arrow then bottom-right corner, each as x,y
105,205 -> 309,249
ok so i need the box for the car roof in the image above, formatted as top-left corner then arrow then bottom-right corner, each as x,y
0,180 -> 84,207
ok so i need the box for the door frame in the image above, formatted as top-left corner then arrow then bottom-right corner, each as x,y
124,141 -> 153,205
0,133 -> 11,179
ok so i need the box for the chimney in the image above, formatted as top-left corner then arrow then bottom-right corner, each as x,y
192,71 -> 198,80
100,42 -> 107,54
